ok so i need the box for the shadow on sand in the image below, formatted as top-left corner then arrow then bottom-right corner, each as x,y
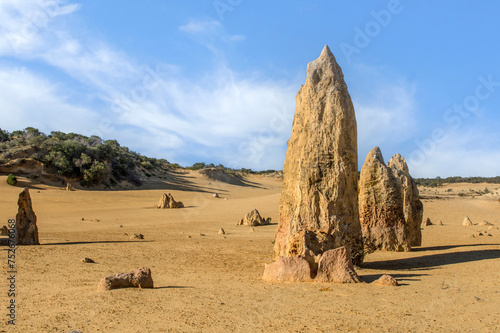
42,240 -> 153,246
360,272 -> 429,284
364,248 -> 500,271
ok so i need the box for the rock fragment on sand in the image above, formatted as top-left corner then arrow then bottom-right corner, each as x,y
157,193 -> 184,209
262,256 -> 312,282
97,267 -> 154,291
272,45 -> 363,269
66,183 -> 74,191
438,220 -> 444,226
130,233 -> 144,240
315,247 -> 361,284
81,257 -> 95,263
0,225 -> 8,236
213,193 -> 219,198
425,218 -> 433,226
462,216 -> 473,226
236,209 -> 270,226
373,274 -> 399,286
218,228 -> 225,235
16,188 -> 40,245
479,220 -> 494,226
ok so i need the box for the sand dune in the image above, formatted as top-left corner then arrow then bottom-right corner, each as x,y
1,173 -> 499,332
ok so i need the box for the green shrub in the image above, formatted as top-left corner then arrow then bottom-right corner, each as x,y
7,174 -> 17,186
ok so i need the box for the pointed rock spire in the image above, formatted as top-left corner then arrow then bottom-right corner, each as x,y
271,45 -> 363,271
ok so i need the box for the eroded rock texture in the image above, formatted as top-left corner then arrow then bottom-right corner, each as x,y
272,45 -> 363,269
359,148 -> 423,253
16,188 -> 39,245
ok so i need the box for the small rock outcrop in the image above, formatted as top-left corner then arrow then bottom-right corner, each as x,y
262,256 -> 312,282
425,218 -> 433,226
315,247 -> 362,283
213,193 -> 219,198
372,274 -> 399,286
0,225 -> 8,236
272,45 -> 363,272
130,233 -> 144,240
157,193 -> 184,209
479,220 -> 494,226
16,188 -> 40,245
218,228 -> 225,235
81,257 -> 95,263
462,216 -> 473,226
236,209 -> 270,226
97,267 -> 154,291
66,183 -> 74,191
359,148 -> 423,253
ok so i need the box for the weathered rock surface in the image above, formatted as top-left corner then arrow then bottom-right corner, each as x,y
315,247 -> 361,283
272,45 -> 363,270
66,183 -> 74,191
388,154 -> 424,247
372,274 -> 399,286
236,209 -> 270,226
262,256 -> 312,282
218,228 -> 225,235
462,216 -> 473,226
359,147 -> 410,253
157,193 -> 184,209
479,220 -> 494,226
97,267 -> 154,291
425,218 -> 433,226
16,188 -> 40,245
0,225 -> 8,236
81,257 -> 95,263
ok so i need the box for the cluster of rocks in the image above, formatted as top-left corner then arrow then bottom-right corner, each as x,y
236,209 -> 271,226
157,193 -> 184,209
263,45 -> 419,283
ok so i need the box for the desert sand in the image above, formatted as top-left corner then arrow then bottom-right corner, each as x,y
1,173 -> 499,332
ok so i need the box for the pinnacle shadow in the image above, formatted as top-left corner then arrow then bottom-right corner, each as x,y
363,249 -> 500,271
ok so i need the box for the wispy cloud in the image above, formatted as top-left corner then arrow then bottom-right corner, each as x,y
351,64 -> 418,162
0,65 -> 100,133
0,3 -> 295,169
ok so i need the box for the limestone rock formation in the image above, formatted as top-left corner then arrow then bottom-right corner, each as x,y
388,154 -> 424,247
218,228 -> 225,235
359,147 -> 410,252
272,45 -> 363,270
157,193 -> 184,209
97,267 -> 154,291
0,225 -> 8,236
315,247 -> 361,283
236,209 -> 270,226
462,216 -> 473,226
372,274 -> 399,286
425,218 -> 433,226
16,188 -> 39,245
358,148 -> 423,253
262,256 -> 313,282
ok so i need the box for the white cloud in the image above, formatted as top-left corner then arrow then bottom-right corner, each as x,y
350,64 -> 418,164
0,66 -> 100,134
179,20 -> 221,35
407,128 -> 500,178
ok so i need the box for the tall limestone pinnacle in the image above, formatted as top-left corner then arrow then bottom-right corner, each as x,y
272,45 -> 364,269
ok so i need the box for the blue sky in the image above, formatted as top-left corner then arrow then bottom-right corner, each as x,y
1,1 -> 499,177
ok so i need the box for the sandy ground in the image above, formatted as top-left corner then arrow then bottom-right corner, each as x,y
0,172 -> 499,332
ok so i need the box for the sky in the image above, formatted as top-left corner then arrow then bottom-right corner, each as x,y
0,0 -> 499,177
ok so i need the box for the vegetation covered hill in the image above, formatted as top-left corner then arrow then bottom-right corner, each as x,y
0,127 -> 280,188
0,127 -> 180,187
